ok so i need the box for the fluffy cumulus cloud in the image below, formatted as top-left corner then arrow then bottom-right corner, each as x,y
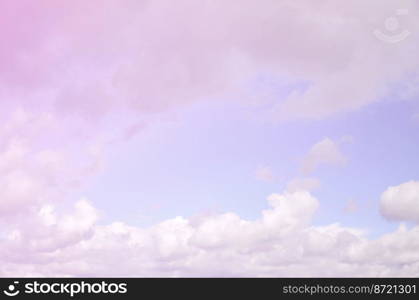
380,181 -> 419,223
0,1 -> 418,277
1,190 -> 419,277
0,106 -> 417,276
0,108 -> 105,215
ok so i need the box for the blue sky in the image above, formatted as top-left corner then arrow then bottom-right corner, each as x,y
2,0 -> 419,277
83,94 -> 419,240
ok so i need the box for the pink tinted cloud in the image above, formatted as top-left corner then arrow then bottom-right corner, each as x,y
1,190 -> 419,277
0,0 -> 418,277
2,0 -> 418,120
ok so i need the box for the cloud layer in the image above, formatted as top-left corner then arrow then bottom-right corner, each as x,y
1,1 -> 418,120
0,188 -> 418,277
0,1 -> 418,277
0,105 -> 417,276
380,181 -> 419,223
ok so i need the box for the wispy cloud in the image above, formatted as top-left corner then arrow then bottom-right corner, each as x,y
301,138 -> 347,174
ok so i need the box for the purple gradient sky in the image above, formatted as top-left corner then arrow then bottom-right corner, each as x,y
0,0 -> 419,277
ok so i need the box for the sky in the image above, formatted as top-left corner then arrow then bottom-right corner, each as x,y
0,0 -> 419,277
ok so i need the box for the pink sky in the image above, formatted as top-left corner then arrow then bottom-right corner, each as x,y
1,0 -> 419,276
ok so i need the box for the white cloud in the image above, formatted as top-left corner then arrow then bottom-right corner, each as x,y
301,138 -> 347,174
3,199 -> 98,257
0,108 -> 107,215
380,181 -> 419,223
2,1 -> 419,122
1,189 -> 419,277
0,1 -> 418,277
